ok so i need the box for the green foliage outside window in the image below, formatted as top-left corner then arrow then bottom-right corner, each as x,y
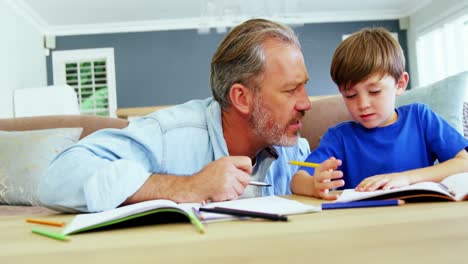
65,60 -> 109,116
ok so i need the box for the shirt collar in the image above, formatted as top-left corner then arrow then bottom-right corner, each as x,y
206,98 -> 229,159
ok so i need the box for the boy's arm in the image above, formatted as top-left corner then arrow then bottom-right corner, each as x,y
290,170 -> 316,197
356,148 -> 468,192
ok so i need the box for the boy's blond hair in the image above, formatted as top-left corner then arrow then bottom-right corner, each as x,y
330,27 -> 405,91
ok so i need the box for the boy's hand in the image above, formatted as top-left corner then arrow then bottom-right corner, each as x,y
313,157 -> 344,200
355,172 -> 411,192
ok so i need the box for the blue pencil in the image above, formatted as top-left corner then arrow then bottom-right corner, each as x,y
322,199 -> 404,210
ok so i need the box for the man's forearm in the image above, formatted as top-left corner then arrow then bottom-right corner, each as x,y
122,173 -> 205,205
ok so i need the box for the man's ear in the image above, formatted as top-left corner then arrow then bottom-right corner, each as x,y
396,72 -> 409,96
229,83 -> 253,114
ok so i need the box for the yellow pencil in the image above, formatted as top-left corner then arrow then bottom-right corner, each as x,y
26,218 -> 66,227
288,160 -> 320,168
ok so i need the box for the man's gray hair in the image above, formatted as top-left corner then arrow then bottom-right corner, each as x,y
210,18 -> 301,110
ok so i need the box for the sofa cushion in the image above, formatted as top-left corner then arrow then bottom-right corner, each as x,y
0,127 -> 82,206
0,115 -> 129,140
301,95 -> 352,151
396,71 -> 467,134
464,102 -> 468,138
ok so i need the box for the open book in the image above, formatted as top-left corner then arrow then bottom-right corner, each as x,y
62,195 -> 320,235
336,172 -> 468,203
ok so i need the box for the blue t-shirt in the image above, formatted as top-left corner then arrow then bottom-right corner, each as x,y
301,103 -> 468,189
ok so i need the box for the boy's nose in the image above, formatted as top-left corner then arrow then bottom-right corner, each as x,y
357,95 -> 370,110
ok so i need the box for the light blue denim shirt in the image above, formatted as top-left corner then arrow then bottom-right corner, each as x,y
39,98 -> 310,212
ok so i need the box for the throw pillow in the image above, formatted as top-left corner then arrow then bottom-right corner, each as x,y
464,102 -> 468,138
0,128 -> 82,206
396,71 -> 468,134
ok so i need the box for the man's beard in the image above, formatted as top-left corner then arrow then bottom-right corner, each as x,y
249,94 -> 302,147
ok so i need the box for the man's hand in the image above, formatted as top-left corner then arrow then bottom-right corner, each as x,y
190,156 -> 252,202
122,156 -> 252,205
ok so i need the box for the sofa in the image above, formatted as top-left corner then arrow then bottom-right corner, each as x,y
1,72 -> 467,216
0,115 -> 128,215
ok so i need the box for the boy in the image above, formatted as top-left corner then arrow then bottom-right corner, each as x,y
291,27 -> 468,200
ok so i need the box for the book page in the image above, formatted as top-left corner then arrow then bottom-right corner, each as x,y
181,196 -> 320,222
201,195 -> 320,215
178,203 -> 239,222
63,199 -> 180,235
336,181 -> 453,203
440,172 -> 468,201
63,196 -> 321,234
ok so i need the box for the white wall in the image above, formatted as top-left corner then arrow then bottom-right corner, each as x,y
407,0 -> 468,88
0,0 -> 47,118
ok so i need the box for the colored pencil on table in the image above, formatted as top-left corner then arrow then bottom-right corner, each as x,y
321,199 -> 405,210
199,207 -> 288,221
26,218 -> 65,227
31,228 -> 69,241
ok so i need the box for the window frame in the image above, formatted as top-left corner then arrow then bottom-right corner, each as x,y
52,48 -> 117,117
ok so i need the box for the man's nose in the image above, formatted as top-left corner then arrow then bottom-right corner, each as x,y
296,89 -> 311,111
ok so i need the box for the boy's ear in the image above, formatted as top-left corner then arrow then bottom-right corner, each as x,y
229,83 -> 253,114
396,72 -> 409,96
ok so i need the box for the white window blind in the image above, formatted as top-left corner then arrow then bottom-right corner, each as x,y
52,48 -> 117,117
416,14 -> 468,88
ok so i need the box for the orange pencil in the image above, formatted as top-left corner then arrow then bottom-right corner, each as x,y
25,218 -> 65,227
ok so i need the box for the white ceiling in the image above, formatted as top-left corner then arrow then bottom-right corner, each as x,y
9,0 -> 432,36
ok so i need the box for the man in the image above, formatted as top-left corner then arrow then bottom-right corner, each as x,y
39,18 -> 312,212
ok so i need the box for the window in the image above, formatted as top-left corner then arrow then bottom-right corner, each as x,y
52,48 -> 117,117
416,14 -> 468,88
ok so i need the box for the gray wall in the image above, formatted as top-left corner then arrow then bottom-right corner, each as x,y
46,20 -> 407,108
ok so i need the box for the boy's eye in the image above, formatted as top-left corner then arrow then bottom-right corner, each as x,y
370,90 -> 381,94
345,94 -> 356,99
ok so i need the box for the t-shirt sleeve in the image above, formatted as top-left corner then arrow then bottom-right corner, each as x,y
300,128 -> 342,175
419,103 -> 468,162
